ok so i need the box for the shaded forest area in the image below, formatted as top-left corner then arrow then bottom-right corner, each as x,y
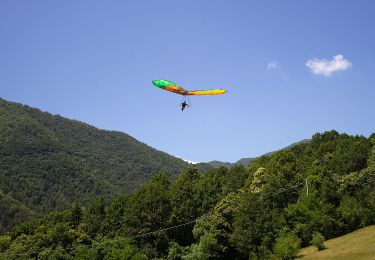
0,98 -> 211,231
1,130 -> 374,259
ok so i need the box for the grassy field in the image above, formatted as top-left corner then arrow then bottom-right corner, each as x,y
298,225 -> 375,259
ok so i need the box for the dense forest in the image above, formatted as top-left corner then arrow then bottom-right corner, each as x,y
1,130 -> 374,259
208,139 -> 310,168
0,98 -> 211,231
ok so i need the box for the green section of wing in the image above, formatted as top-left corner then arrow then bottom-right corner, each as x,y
152,80 -> 177,88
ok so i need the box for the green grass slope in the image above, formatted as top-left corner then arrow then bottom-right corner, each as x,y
0,98 -> 210,230
298,225 -> 375,259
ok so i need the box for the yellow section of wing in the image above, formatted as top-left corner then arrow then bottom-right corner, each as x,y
186,89 -> 227,95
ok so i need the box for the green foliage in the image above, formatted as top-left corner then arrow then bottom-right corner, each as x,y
169,169 -> 202,246
75,237 -> 148,260
273,230 -> 301,260
0,207 -> 147,259
230,190 -> 285,257
1,121 -> 375,259
310,232 -> 325,251
0,98 -> 210,231
337,196 -> 371,231
71,203 -> 83,228
122,172 -> 171,256
167,242 -> 189,260
183,233 -> 224,260
0,189 -> 37,234
0,236 -> 11,252
285,193 -> 337,245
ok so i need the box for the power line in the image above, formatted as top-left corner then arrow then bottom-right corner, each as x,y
131,215 -> 208,239
260,181 -> 306,199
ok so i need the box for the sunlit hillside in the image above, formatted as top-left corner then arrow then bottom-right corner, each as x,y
299,225 -> 375,259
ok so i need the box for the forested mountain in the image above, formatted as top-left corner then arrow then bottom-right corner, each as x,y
1,130 -> 374,259
206,160 -> 233,168
208,139 -> 310,168
0,98 -> 211,231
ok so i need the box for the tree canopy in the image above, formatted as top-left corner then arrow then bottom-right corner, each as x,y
1,130 -> 374,259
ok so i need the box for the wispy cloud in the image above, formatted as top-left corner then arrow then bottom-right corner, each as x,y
306,54 -> 352,76
174,155 -> 199,164
185,160 -> 199,165
267,61 -> 279,70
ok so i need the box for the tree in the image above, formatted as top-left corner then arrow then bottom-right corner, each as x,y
183,233 -> 223,260
190,192 -> 241,259
169,168 -> 202,246
71,202 -> 82,228
337,196 -> 369,232
83,198 -> 106,238
285,193 -> 337,245
104,172 -> 172,258
230,191 -> 284,258
0,236 -> 11,253
273,230 -> 301,260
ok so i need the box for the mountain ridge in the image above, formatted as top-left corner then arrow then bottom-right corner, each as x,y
0,97 -> 211,230
207,139 -> 310,168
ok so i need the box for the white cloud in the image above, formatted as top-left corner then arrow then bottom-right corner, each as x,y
306,54 -> 352,76
267,61 -> 279,69
185,160 -> 199,165
174,155 -> 199,164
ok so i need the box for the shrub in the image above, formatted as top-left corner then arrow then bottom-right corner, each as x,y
273,232 -> 301,260
0,236 -> 11,252
310,232 -> 326,251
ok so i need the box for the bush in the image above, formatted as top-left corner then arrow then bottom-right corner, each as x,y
310,232 -> 326,251
167,242 -> 189,260
0,236 -> 11,252
273,232 -> 301,260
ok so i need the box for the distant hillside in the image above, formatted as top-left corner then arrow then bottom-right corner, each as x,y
0,188 -> 37,232
207,160 -> 232,168
0,98 -> 211,230
208,139 -> 310,168
299,225 -> 375,259
234,157 -> 257,165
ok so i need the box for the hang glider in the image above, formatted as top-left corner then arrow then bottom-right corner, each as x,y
152,79 -> 227,96
152,79 -> 227,111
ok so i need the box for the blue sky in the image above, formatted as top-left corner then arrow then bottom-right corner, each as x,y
1,1 -> 375,163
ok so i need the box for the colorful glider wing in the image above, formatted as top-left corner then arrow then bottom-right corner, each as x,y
152,80 -> 227,96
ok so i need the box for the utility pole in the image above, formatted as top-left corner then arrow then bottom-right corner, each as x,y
306,179 -> 309,195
